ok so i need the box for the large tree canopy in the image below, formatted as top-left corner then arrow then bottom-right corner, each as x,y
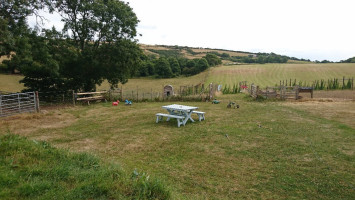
1,0 -> 142,92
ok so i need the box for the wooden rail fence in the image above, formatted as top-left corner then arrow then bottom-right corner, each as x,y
250,84 -> 312,100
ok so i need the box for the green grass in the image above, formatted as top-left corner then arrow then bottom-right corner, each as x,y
0,134 -> 170,199
1,63 -> 355,93
206,63 -> 355,88
1,94 -> 354,199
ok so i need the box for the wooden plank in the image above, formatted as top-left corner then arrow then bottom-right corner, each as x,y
76,91 -> 107,95
76,96 -> 104,101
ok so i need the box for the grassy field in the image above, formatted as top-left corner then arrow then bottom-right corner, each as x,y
1,94 -> 354,199
206,63 -> 355,88
0,74 -> 24,93
1,63 -> 355,93
99,63 -> 355,93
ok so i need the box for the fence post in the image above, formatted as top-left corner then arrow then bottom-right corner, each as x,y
151,88 -> 153,101
33,92 -> 37,112
342,76 -> 345,90
136,86 -> 139,102
0,93 -> 2,116
72,90 -> 76,106
209,83 -> 213,100
35,91 -> 40,112
352,77 -> 354,90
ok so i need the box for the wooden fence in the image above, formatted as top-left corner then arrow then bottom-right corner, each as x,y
109,83 -> 219,102
0,92 -> 39,117
250,84 -> 308,100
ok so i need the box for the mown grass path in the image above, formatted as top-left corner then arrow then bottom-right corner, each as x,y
1,94 -> 354,199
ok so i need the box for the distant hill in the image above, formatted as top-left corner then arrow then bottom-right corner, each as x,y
139,44 -> 311,64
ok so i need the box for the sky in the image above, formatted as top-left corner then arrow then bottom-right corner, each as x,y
29,0 -> 355,62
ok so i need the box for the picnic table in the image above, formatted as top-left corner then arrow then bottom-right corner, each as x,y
156,104 -> 205,127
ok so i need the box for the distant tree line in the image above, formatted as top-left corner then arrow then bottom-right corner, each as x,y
222,52 -> 289,64
137,53 -> 222,78
340,57 -> 355,63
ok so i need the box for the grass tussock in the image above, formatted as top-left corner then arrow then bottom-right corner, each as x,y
0,134 -> 171,200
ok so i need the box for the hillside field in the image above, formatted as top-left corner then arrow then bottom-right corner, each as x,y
0,94 -> 354,199
1,63 -> 354,94
100,63 -> 355,93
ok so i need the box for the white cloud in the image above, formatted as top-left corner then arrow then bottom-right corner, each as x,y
126,0 -> 355,61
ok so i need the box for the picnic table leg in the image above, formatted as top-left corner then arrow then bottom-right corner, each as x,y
187,111 -> 194,123
156,116 -> 162,123
166,109 -> 179,121
182,111 -> 194,125
177,119 -> 184,127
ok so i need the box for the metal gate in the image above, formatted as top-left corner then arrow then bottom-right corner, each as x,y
0,92 -> 39,117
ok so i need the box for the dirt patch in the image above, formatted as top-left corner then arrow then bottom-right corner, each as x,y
0,109 -> 78,136
299,90 -> 355,100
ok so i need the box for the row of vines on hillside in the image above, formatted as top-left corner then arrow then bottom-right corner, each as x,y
277,77 -> 353,90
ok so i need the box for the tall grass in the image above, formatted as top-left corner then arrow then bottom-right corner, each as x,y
0,134 -> 171,199
222,83 -> 241,94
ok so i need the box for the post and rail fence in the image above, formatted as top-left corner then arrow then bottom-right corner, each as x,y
249,84 -> 312,100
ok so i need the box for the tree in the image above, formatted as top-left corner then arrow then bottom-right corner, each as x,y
204,53 -> 222,66
186,59 -> 196,68
16,0 -> 142,92
155,57 -> 172,78
0,0 -> 48,72
168,57 -> 181,75
196,58 -> 209,72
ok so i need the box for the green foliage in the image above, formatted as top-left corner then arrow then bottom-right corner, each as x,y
1,0 -> 142,92
226,53 -> 289,64
168,57 -> 181,76
196,58 -> 209,72
147,49 -> 182,57
203,53 -> 222,66
222,83 -> 240,94
155,57 -> 173,78
0,0 -> 47,58
341,57 -> 355,63
186,48 -> 199,55
0,134 -> 171,199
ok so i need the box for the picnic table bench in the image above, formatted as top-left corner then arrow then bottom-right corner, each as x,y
156,113 -> 185,127
192,111 -> 205,121
75,91 -> 107,105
